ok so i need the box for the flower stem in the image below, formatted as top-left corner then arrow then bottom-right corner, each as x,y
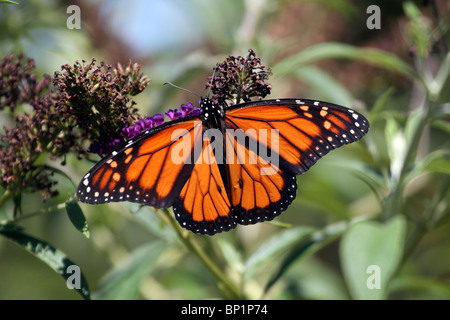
160,209 -> 243,299
383,98 -> 433,220
7,202 -> 66,224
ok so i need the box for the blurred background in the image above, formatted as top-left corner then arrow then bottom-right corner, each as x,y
0,0 -> 449,300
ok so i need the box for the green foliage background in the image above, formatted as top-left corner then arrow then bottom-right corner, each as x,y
0,0 -> 449,300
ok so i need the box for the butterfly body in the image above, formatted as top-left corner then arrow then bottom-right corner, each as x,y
200,97 -> 224,125
78,98 -> 369,235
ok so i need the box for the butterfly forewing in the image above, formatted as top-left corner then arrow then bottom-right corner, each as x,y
77,119 -> 202,208
224,99 -> 369,175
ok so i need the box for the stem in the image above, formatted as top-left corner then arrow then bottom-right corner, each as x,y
401,220 -> 427,266
395,177 -> 449,278
430,0 -> 448,54
383,98 -> 433,220
6,202 -> 66,224
382,93 -> 436,284
160,209 -> 243,299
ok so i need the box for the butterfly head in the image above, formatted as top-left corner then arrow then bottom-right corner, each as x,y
200,97 -> 223,122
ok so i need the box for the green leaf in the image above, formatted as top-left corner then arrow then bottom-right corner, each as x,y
370,87 -> 395,119
283,258 -> 349,300
432,119 -> 450,135
391,274 -> 450,299
332,161 -> 384,204
413,150 -> 450,177
404,108 -> 425,147
0,0 -> 19,4
431,103 -> 450,133
340,216 -> 406,300
273,42 -> 417,79
293,65 -> 354,106
217,238 -> 244,276
128,203 -> 177,241
93,241 -> 164,300
244,226 -> 316,283
0,225 -> 91,300
65,200 -> 90,238
263,218 -> 366,294
434,102 -> 450,117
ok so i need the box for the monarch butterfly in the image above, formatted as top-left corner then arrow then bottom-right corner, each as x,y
77,97 -> 369,235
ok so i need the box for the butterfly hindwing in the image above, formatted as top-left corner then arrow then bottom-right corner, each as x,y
173,135 -> 235,235
223,127 -> 298,226
173,123 -> 299,235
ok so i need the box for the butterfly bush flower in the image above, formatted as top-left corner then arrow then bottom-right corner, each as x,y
0,53 -> 51,111
165,108 -> 184,121
0,54 -> 150,200
88,137 -> 123,157
207,49 -> 272,105
0,54 -> 60,200
164,102 -> 202,120
120,113 -> 164,140
53,58 -> 150,156
122,101 -> 202,140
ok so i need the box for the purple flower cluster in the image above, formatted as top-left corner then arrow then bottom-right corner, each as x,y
88,137 -> 123,157
119,101 -> 202,141
120,113 -> 164,140
165,102 -> 201,121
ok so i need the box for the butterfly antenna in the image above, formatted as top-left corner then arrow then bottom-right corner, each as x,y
207,63 -> 218,98
163,82 -> 202,98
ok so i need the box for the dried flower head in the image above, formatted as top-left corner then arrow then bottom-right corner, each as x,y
207,49 -> 272,105
53,58 -> 150,156
0,54 -> 61,200
0,53 -> 51,112
0,55 -> 150,201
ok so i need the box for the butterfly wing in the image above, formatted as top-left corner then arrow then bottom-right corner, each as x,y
224,99 -> 369,175
171,127 -> 298,235
212,98 -> 369,230
172,135 -> 235,235
223,127 -> 298,227
77,117 -> 203,209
